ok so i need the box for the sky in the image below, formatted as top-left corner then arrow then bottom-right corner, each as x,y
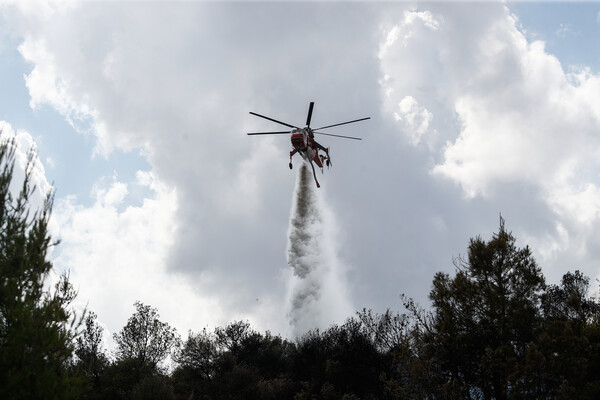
1,1 -> 600,348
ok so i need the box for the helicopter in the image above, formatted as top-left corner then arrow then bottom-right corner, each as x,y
247,102 -> 370,188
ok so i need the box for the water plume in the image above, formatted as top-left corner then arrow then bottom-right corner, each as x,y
286,163 -> 352,336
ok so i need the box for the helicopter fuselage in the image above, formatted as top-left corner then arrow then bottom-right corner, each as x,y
291,128 -> 324,169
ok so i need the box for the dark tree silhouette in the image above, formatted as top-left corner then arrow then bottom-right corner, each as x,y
175,328 -> 217,382
113,301 -> 180,369
515,270 -> 600,398
426,216 -> 545,399
73,311 -> 109,398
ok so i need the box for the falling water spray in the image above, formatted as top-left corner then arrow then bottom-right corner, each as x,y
286,163 -> 353,337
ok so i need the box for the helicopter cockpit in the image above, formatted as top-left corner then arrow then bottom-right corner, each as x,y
291,128 -> 308,151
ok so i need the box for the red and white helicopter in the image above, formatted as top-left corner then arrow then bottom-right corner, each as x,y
247,102 -> 369,188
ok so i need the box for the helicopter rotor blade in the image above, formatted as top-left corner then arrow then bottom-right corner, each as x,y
314,132 -> 362,140
306,102 -> 314,128
247,131 -> 290,136
313,117 -> 370,131
249,112 -> 298,129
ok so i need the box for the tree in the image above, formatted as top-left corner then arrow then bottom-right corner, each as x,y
208,321 -> 297,400
113,301 -> 180,370
171,328 -> 217,399
0,137 -> 81,399
542,270 -> 598,327
515,270 -> 600,399
357,307 -> 412,354
175,328 -> 217,382
73,311 -> 109,398
426,216 -> 545,399
292,318 -> 384,399
357,305 -> 447,399
214,320 -> 254,356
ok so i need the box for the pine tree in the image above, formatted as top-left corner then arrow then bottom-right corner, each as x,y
0,137 -> 81,399
427,216 -> 545,399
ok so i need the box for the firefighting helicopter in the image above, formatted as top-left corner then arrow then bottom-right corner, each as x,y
247,102 -> 370,188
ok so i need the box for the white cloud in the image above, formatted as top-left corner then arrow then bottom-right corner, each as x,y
0,121 -> 52,214
523,222 -> 570,263
547,183 -> 600,227
431,12 -> 600,211
379,10 -> 440,59
379,7 -> 451,152
378,3 -> 600,285
51,172 -> 239,344
381,4 -> 600,210
19,37 -> 97,133
393,96 -> 435,146
93,180 -> 127,207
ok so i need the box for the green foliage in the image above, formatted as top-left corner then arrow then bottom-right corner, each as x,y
96,357 -> 160,400
172,321 -> 298,400
214,320 -> 253,355
542,270 -> 598,327
98,302 -> 180,399
0,137 -> 82,400
291,318 -> 384,399
174,328 -> 217,381
130,374 -> 175,400
515,270 -> 600,399
426,217 -> 546,399
72,311 -> 109,399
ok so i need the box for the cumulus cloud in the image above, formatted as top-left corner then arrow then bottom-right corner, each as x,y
432,27 -> 599,199
51,171 -> 238,344
429,9 -> 600,251
378,3 -> 600,284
